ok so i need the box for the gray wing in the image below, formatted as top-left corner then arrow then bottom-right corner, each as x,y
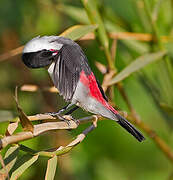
52,44 -> 91,101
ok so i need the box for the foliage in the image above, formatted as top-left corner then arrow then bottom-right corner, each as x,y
0,0 -> 173,179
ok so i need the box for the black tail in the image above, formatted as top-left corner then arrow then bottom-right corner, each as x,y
115,114 -> 145,142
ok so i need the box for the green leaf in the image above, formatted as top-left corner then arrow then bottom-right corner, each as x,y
81,0 -> 109,48
10,154 -> 38,180
57,4 -> 89,24
109,50 -> 167,85
60,5 -> 149,54
0,145 -> 19,178
45,156 -> 57,180
160,103 -> 173,115
105,20 -> 149,54
60,24 -> 98,41
152,0 -> 164,22
81,0 -> 114,69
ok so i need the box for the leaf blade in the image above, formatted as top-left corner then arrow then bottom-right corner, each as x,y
81,0 -> 114,69
109,50 -> 167,85
0,145 -> 20,179
45,156 -> 57,180
59,24 -> 98,41
57,4 -> 89,24
10,154 -> 38,180
160,103 -> 173,115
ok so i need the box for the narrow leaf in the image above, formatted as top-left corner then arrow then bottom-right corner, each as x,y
108,51 -> 167,85
0,145 -> 19,177
60,5 -> 149,54
45,156 -> 57,180
81,0 -> 114,69
0,154 -> 8,180
81,0 -> 109,48
14,87 -> 34,132
152,0 -> 164,22
10,154 -> 38,180
57,4 -> 89,24
60,25 -> 98,41
160,103 -> 173,115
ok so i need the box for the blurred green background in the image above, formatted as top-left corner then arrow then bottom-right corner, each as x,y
0,0 -> 173,179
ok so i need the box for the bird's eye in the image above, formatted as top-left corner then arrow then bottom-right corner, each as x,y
41,50 -> 52,57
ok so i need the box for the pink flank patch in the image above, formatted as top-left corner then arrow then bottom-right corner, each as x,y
79,70 -> 118,114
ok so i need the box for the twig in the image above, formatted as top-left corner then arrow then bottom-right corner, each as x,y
20,83 -> 173,163
102,70 -> 115,92
117,83 -> 173,164
20,84 -> 58,93
0,32 -> 171,63
19,82 -> 173,164
95,61 -> 107,74
0,120 -> 78,150
93,33 -> 173,164
116,83 -> 134,113
0,114 -> 99,150
20,116 -> 98,157
111,38 -> 117,63
0,46 -> 24,62
80,32 -> 171,42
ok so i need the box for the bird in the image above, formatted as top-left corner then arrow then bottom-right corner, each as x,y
22,35 -> 145,142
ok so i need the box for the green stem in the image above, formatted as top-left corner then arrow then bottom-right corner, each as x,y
81,0 -> 115,70
20,144 -> 73,158
143,0 -> 162,48
143,0 -> 173,94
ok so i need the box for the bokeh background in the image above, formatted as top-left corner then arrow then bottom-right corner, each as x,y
0,0 -> 173,179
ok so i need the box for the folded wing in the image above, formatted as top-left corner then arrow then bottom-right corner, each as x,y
52,44 -> 91,101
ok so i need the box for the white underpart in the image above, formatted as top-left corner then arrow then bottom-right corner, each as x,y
47,56 -> 60,87
72,81 -> 116,120
23,36 -> 63,53
48,61 -> 56,80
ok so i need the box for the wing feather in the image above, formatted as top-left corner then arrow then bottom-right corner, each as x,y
52,43 -> 108,102
52,44 -> 91,101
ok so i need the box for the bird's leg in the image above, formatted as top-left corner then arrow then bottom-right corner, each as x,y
45,103 -> 73,116
56,104 -> 71,115
45,104 -> 80,126
58,105 -> 79,124
64,106 -> 80,125
65,106 -> 79,115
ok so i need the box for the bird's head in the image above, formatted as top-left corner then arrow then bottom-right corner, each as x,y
22,36 -> 63,68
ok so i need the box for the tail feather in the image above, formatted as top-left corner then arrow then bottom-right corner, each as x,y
115,113 -> 145,142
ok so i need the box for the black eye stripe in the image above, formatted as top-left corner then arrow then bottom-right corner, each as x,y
22,49 -> 54,68
40,50 -> 53,57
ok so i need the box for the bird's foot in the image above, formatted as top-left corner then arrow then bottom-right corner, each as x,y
44,112 -> 61,117
46,113 -> 71,126
63,115 -> 80,126
44,112 -> 79,126
44,108 -> 65,116
62,115 -> 80,126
